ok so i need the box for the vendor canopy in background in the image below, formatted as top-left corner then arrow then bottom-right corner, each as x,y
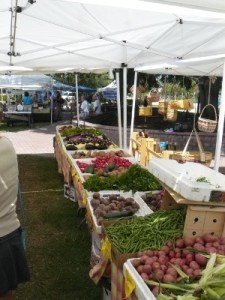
0,1 -> 224,75
72,85 -> 96,92
98,81 -> 117,100
0,74 -> 52,90
0,74 -> 75,91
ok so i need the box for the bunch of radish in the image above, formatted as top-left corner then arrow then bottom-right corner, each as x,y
76,156 -> 132,173
131,234 -> 225,295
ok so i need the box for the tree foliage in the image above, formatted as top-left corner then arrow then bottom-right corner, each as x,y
50,72 -> 111,88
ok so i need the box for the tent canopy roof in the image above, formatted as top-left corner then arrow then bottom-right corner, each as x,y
0,74 -> 76,90
0,0 -> 224,76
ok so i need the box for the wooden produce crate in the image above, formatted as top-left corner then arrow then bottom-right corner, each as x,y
183,205 -> 225,238
139,137 -> 161,166
130,132 -> 142,160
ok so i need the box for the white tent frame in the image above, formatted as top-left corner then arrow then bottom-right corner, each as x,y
0,0 -> 225,167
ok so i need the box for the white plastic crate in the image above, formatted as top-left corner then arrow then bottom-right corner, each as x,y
69,148 -> 132,158
86,191 -> 153,235
123,259 -> 156,300
72,156 -> 138,182
149,158 -> 225,202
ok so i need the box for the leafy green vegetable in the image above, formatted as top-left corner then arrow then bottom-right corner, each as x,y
83,164 -> 161,192
196,176 -> 210,183
60,126 -> 102,137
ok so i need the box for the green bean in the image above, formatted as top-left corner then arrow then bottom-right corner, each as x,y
104,208 -> 186,253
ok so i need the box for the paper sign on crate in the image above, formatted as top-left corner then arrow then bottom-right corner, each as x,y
64,184 -> 76,202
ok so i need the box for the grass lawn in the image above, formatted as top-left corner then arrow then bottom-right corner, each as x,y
15,155 -> 102,300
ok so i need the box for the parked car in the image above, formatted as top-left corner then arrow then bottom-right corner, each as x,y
61,91 -> 75,102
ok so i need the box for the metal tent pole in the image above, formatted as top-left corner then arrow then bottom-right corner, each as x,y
214,63 -> 225,171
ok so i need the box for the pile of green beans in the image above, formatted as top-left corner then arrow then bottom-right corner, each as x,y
105,208 -> 186,253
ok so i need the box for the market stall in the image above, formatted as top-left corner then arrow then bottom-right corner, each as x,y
54,124 -> 225,300
3,110 -> 33,127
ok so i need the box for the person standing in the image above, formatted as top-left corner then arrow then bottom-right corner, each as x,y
0,136 -> 30,300
93,94 -> 102,115
22,91 -> 32,112
80,95 -> 90,119
53,91 -> 64,122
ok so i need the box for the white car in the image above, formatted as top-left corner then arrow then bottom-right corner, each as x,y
61,91 -> 75,102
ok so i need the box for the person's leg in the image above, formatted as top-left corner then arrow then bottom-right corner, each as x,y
0,290 -> 13,300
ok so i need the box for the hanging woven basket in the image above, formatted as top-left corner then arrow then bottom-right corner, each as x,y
158,100 -> 168,115
165,102 -> 177,122
198,104 -> 217,133
147,90 -> 160,102
139,106 -> 152,116
169,99 -> 194,110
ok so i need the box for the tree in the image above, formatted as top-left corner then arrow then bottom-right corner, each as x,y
49,72 -> 111,89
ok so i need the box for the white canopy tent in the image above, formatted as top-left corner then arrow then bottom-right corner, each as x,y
0,0 -> 224,74
0,0 -> 225,166
0,74 -> 52,90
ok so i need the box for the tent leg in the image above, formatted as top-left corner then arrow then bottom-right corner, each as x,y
214,63 -> 225,171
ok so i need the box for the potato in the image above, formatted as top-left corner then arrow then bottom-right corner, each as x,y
93,192 -> 100,199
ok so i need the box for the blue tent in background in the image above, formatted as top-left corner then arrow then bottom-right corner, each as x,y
72,85 -> 96,92
98,81 -> 117,100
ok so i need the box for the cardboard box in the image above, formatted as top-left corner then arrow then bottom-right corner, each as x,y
183,205 -> 225,238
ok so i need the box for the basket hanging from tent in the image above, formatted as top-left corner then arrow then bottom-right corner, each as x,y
165,102 -> 177,122
169,99 -> 194,110
158,100 -> 168,115
147,90 -> 160,102
139,105 -> 152,116
197,77 -> 218,133
198,104 -> 217,133
171,129 -> 212,167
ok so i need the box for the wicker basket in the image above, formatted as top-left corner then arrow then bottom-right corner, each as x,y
158,100 -> 168,115
172,151 -> 213,167
166,102 -> 177,122
139,106 -> 152,116
198,104 -> 217,133
147,91 -> 160,102
169,99 -> 194,110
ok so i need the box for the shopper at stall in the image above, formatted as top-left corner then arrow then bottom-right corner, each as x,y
0,136 -> 30,300
53,91 -> 64,122
22,91 -> 33,112
93,93 -> 102,115
80,95 -> 90,119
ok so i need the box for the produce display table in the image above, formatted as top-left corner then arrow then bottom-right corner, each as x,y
4,111 -> 33,127
54,127 -> 87,207
54,125 -> 225,300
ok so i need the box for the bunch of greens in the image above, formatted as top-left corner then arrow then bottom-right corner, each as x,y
83,164 -> 161,192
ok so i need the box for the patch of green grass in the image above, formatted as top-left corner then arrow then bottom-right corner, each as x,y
16,155 -> 102,300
